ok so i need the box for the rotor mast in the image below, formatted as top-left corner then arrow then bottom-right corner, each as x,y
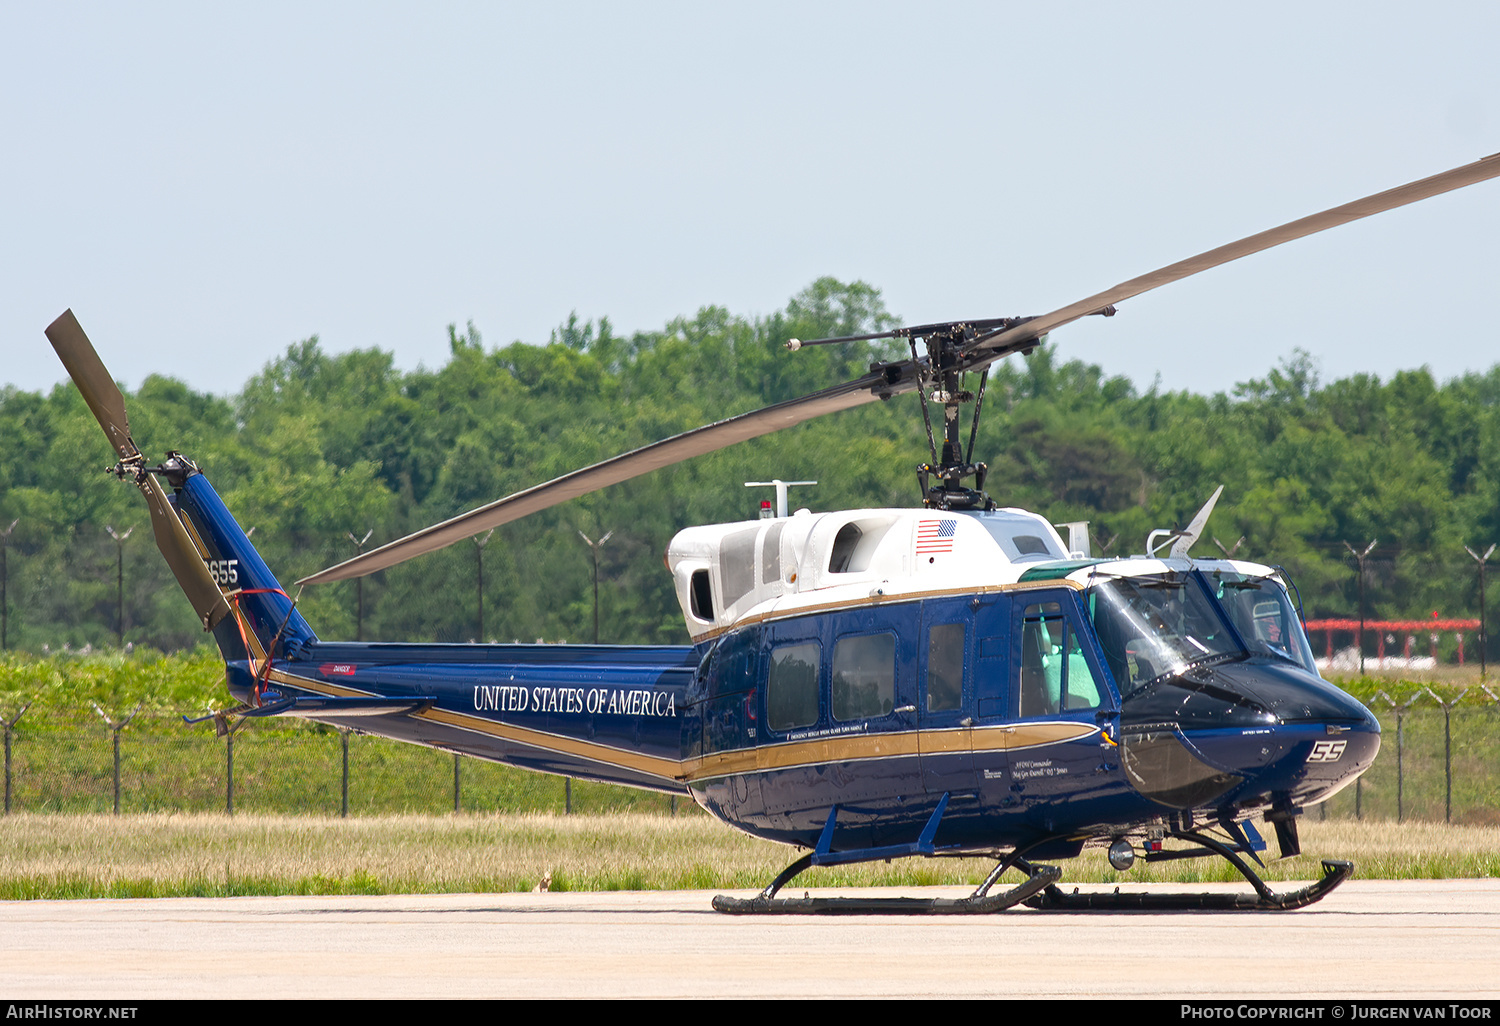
789,317 -> 1026,511
914,324 -> 993,511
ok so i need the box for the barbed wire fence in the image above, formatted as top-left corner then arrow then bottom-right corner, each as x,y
0,689 -> 1493,823
1310,686 -> 1500,826
0,713 -> 684,818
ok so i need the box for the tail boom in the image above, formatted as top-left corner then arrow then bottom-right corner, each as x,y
232,642 -> 698,794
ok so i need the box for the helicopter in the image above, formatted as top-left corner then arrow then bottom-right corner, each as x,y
46,150 -> 1500,914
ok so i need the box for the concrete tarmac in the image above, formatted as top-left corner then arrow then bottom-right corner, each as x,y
2,880 -> 1498,999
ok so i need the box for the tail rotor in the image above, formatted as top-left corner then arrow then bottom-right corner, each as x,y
45,310 -> 231,630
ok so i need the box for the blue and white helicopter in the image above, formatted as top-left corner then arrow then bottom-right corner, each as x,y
48,152 -> 1500,913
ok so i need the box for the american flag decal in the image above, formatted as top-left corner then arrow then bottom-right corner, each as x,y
916,518 -> 956,555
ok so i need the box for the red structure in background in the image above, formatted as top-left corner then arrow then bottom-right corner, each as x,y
1304,617 -> 1483,664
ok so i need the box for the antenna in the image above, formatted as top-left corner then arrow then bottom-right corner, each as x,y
1143,485 -> 1223,559
1170,486 -> 1223,559
744,479 -> 817,518
1344,539 -> 1378,676
1213,536 -> 1246,558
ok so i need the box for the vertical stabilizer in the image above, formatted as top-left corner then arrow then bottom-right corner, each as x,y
165,458 -> 318,664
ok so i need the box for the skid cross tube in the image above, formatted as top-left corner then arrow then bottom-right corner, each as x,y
710,856 -> 1061,916
805,793 -> 950,868
712,796 -> 1063,915
714,818 -> 1354,914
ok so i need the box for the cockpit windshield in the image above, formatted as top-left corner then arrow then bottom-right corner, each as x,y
1087,569 -> 1318,692
1087,573 -> 1241,691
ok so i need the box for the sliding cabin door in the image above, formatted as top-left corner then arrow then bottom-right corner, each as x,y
917,597 -> 979,795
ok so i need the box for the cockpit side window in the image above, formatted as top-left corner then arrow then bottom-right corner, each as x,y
1018,600 -> 1102,718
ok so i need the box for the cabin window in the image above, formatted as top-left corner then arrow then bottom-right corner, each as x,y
761,521 -> 784,584
707,629 -> 758,697
832,633 -> 896,721
1018,601 -> 1101,717
768,642 -> 820,731
1012,535 -> 1051,556
719,527 -> 759,609
690,569 -> 714,621
926,623 -> 965,712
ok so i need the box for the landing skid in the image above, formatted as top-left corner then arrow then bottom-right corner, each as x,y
1018,828 -> 1354,912
711,821 -> 1353,915
1021,858 -> 1351,911
714,796 -> 1061,915
711,852 -> 1063,916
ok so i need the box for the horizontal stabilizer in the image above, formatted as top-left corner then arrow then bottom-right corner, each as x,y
244,692 -> 438,719
186,693 -> 438,726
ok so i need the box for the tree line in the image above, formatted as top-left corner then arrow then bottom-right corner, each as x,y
2,278 -> 1497,657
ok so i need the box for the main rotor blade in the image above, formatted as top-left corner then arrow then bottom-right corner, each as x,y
45,309 -> 138,461
303,151 -> 1500,585
972,151 -> 1500,354
297,369 -> 910,585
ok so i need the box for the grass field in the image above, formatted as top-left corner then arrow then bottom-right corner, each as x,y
1,653 -> 1495,900
2,654 -> 1497,823
0,813 -> 1495,900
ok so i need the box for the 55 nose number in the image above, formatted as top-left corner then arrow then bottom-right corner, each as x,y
1307,740 -> 1347,763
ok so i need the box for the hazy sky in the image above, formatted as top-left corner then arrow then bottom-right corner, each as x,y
5,2 -> 1498,402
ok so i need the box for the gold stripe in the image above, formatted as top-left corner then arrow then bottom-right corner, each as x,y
259,669 -> 1097,786
262,669 -> 683,780
177,509 -> 213,560
684,721 -> 1098,781
917,728 -> 975,755
232,602 -> 267,664
422,706 -> 684,780
264,667 -> 374,699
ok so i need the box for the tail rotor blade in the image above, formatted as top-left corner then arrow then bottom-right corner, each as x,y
44,310 -> 138,461
46,309 -> 230,631
140,474 -> 231,630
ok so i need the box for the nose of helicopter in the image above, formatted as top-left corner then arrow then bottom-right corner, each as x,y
1119,659 -> 1381,812
1191,661 -> 1381,808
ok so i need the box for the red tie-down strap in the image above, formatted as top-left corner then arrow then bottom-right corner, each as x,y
225,587 -> 296,705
